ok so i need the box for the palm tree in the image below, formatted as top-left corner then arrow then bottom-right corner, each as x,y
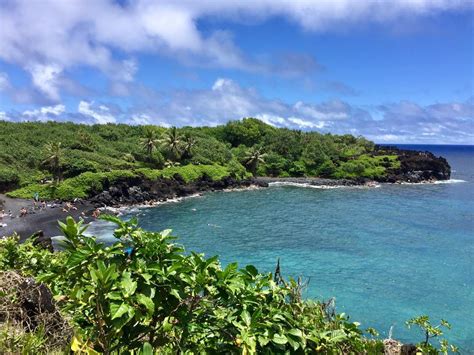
140,127 -> 159,161
160,127 -> 183,161
244,146 -> 267,176
181,134 -> 197,160
43,142 -> 63,183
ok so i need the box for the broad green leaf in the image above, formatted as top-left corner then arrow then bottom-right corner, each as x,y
141,342 -> 153,355
287,328 -> 303,338
137,294 -> 154,315
121,271 -> 137,296
272,334 -> 288,345
111,302 -> 130,320
241,310 -> 251,327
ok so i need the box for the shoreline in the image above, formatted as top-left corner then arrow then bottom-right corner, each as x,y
1,176 -> 459,242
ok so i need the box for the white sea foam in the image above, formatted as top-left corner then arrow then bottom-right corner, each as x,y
268,181 -> 380,189
433,179 -> 466,184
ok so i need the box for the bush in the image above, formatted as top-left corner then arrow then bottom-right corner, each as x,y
317,160 -> 337,178
227,159 -> 248,180
0,167 -> 20,192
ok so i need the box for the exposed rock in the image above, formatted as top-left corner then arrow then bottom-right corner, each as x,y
375,146 -> 451,183
89,175 -> 260,207
383,338 -> 417,355
31,230 -> 54,252
88,146 -> 450,207
0,271 -> 73,349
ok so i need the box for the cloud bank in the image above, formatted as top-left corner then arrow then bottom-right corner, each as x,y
2,78 -> 472,144
0,0 -> 468,100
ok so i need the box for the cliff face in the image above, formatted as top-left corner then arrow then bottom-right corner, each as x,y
89,175 -> 266,207
376,147 -> 451,183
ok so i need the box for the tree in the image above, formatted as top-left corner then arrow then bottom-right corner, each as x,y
43,142 -> 63,183
244,146 -> 267,176
181,134 -> 197,161
140,127 -> 160,161
160,127 -> 183,161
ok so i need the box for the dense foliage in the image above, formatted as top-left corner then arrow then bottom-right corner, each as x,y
0,217 -> 458,353
0,119 -> 400,198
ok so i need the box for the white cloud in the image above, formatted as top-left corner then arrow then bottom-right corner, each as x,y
78,101 -> 116,124
22,104 -> 66,121
0,0 -> 468,101
2,78 -> 473,144
0,111 -> 10,121
27,64 -> 63,101
288,117 -> 325,129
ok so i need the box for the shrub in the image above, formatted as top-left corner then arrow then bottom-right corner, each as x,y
0,167 -> 20,191
227,159 -> 249,180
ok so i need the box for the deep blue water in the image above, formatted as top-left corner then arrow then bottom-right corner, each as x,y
90,145 -> 474,351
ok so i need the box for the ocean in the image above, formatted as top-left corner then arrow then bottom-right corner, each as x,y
89,145 -> 474,351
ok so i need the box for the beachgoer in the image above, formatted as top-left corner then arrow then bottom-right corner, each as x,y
92,208 -> 101,219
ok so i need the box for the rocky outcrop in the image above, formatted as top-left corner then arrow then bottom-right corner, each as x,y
375,146 -> 451,183
0,271 -> 73,349
87,148 -> 450,206
383,338 -> 417,355
89,175 -> 267,207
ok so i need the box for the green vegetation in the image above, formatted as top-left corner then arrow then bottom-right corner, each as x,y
0,119 -> 401,199
406,316 -> 459,354
0,217 -> 457,353
8,165 -> 231,200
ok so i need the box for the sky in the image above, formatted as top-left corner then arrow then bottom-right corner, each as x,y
0,0 -> 473,144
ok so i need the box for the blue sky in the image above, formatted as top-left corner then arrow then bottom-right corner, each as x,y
0,0 -> 473,144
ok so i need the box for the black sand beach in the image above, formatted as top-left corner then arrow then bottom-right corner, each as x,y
0,194 -> 95,241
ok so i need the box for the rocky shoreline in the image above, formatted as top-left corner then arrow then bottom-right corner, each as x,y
0,147 -> 451,241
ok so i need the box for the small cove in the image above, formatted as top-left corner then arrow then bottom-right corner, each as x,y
88,145 -> 474,351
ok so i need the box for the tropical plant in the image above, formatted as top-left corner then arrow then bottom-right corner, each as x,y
181,134 -> 197,161
406,316 -> 459,354
160,126 -> 183,161
244,146 -> 267,176
42,142 -> 63,183
140,127 -> 160,161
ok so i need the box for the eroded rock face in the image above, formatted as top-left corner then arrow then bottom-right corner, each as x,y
0,271 -> 72,348
376,147 -> 451,183
89,175 -> 263,207
383,339 -> 417,355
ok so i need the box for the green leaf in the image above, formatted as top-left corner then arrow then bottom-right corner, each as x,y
241,310 -> 251,327
287,328 -> 303,338
272,334 -> 288,345
137,294 -> 154,315
142,342 -> 153,355
110,302 -> 130,320
245,265 -> 258,276
121,271 -> 137,296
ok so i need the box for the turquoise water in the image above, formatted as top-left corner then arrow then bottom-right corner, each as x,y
91,145 -> 474,351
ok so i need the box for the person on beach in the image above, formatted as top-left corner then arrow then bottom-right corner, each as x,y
92,208 -> 101,219
20,207 -> 27,217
